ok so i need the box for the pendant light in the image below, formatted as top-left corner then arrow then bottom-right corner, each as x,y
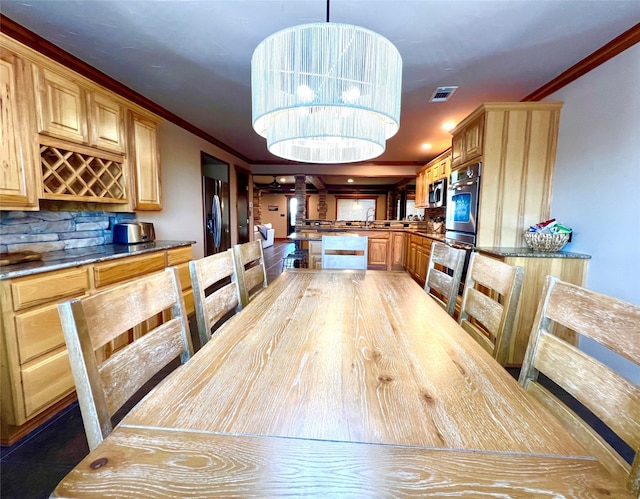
251,0 -> 402,164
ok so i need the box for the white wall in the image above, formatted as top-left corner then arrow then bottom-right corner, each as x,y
141,121 -> 250,259
547,43 -> 640,383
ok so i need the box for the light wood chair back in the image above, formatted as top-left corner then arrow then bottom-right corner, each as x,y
190,249 -> 241,347
519,276 -> 640,495
424,242 -> 465,316
459,252 -> 524,365
232,240 -> 268,307
57,267 -> 193,451
321,235 -> 368,270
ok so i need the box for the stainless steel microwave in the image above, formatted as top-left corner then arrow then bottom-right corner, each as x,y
428,178 -> 447,208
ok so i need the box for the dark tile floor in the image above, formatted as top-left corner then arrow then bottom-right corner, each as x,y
1,241 -> 632,496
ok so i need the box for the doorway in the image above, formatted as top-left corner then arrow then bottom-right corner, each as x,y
286,195 -> 308,235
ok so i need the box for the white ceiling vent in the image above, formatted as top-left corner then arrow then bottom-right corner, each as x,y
430,86 -> 458,103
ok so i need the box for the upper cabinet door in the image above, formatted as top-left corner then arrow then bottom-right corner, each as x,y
128,111 -> 162,211
463,115 -> 484,163
451,135 -> 464,168
88,91 -> 125,153
0,50 -> 38,209
33,65 -> 88,144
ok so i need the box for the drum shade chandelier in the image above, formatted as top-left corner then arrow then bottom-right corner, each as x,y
251,1 -> 402,164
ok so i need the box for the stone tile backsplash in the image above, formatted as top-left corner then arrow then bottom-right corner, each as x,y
0,211 -> 136,254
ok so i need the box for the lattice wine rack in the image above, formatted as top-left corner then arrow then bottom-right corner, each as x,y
40,145 -> 126,202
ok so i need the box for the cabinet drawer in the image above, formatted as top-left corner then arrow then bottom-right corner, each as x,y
14,303 -> 66,364
21,348 -> 74,419
167,246 -> 193,266
411,234 -> 425,245
358,231 -> 389,240
175,261 -> 191,291
11,267 -> 89,311
93,252 -> 166,288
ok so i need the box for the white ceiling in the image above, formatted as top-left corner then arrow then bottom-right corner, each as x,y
2,1 -> 639,168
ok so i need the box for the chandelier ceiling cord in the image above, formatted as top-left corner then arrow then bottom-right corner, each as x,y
251,0 -> 403,164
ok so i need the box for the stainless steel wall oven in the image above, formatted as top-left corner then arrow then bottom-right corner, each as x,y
445,162 -> 481,246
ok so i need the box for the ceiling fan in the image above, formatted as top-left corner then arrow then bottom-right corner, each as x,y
267,176 -> 281,190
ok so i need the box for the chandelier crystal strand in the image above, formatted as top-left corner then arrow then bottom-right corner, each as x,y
252,23 -> 402,163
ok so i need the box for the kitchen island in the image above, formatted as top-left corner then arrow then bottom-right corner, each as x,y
291,225 -> 445,271
0,240 -> 194,445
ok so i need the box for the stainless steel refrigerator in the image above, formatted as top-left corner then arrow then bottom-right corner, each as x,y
203,177 -> 230,255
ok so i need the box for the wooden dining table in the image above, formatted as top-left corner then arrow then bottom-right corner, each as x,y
52,270 -> 632,497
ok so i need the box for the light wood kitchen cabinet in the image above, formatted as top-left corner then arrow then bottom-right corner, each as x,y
1,267 -> 89,438
478,250 -> 589,366
1,33 -> 163,212
415,149 -> 451,208
362,232 -> 390,270
451,102 -> 563,247
415,168 -> 428,208
431,151 -> 451,181
88,90 -> 126,153
451,114 -> 484,168
0,48 -> 39,210
405,233 -> 434,286
128,110 -> 162,211
93,252 -> 166,288
391,232 -> 405,270
33,64 -> 125,153
0,244 -> 193,445
406,237 -> 418,278
32,65 -> 88,144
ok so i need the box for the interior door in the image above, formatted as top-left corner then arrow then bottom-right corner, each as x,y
236,168 -> 250,244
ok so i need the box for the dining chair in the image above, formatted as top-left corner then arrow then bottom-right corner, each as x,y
519,276 -> 640,495
424,241 -> 465,316
321,235 -> 368,270
190,249 -> 241,348
57,267 -> 193,451
458,252 -> 524,365
232,240 -> 268,307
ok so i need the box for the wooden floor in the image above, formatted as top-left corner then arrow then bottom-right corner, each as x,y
263,239 -> 296,283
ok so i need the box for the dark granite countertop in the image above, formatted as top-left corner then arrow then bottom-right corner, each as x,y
476,247 -> 591,259
0,240 -> 195,280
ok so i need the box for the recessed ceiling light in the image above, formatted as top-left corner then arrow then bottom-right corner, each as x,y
421,143 -> 433,150
347,178 -> 354,183
442,121 -> 456,131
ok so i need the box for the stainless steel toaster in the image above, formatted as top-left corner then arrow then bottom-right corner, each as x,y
113,222 -> 156,244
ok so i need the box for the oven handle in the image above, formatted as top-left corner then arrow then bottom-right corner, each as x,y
449,177 -> 480,190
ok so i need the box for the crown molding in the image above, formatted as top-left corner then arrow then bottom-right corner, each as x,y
522,22 -> 640,102
0,14 -> 253,164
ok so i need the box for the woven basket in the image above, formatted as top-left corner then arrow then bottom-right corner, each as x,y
523,231 -> 570,252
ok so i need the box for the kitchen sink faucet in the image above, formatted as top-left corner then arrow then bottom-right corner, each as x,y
365,207 -> 375,228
